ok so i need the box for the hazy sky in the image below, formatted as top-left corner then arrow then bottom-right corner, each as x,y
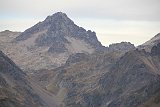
0,0 -> 160,46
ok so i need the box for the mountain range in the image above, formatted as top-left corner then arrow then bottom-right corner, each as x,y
0,12 -> 160,107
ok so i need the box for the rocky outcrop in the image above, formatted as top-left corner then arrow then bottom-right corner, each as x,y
108,42 -> 135,52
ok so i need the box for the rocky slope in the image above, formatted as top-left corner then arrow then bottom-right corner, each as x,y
0,30 -> 21,51
99,49 -> 160,107
37,51 -> 122,106
1,39 -> 159,107
38,44 -> 160,107
0,50 -> 45,107
0,50 -> 60,107
108,42 -> 135,53
138,33 -> 160,52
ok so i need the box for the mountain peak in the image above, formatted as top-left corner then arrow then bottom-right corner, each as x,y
44,12 -> 74,25
46,12 -> 67,19
12,12 -> 104,70
15,12 -> 103,50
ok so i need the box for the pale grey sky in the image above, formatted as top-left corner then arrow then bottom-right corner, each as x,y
0,0 -> 160,46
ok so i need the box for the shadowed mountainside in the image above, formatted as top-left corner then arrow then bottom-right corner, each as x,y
0,51 -> 45,107
0,50 -> 59,107
36,44 -> 160,107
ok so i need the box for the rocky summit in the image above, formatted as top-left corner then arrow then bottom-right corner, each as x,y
0,12 -> 105,71
15,12 -> 103,51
